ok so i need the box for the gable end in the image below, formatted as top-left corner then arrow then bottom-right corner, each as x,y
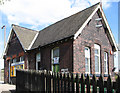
74,4 -> 117,52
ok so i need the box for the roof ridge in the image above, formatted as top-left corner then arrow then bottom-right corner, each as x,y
12,24 -> 39,32
31,2 -> 100,49
74,2 -> 100,15
39,2 -> 100,32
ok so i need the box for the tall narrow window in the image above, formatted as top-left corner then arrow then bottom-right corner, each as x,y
104,52 -> 108,74
36,52 -> 41,70
85,47 -> 90,74
94,44 -> 100,74
20,56 -> 24,62
52,47 -> 59,72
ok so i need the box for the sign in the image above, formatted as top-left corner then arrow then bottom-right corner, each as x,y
11,61 -> 24,66
53,57 -> 59,64
110,51 -> 113,55
61,68 -> 69,73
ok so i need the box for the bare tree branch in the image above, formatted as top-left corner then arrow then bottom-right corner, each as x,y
0,0 -> 11,5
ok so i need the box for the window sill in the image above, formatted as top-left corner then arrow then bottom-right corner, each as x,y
85,74 -> 100,77
85,74 -> 93,77
104,74 -> 109,77
85,74 -> 109,78
52,63 -> 59,65
95,74 -> 101,77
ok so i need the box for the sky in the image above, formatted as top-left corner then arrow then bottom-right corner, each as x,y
0,0 -> 119,71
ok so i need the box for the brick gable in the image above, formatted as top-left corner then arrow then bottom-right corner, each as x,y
73,12 -> 114,75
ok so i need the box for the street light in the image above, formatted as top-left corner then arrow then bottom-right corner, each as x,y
1,25 -> 6,48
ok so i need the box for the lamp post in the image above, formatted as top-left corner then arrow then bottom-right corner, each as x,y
100,0 -> 102,8
1,25 -> 6,48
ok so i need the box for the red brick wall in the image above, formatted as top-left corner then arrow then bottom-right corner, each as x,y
73,12 -> 114,75
4,60 -> 9,83
7,31 -> 24,56
28,39 -> 73,72
28,50 -> 36,70
4,31 -> 27,83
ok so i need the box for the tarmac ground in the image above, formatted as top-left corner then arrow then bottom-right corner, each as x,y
0,81 -> 16,93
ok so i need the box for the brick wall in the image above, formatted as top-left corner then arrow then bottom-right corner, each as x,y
73,12 -> 114,75
28,50 -> 36,70
4,60 -> 9,83
4,31 -> 26,83
28,39 -> 73,72
7,31 -> 24,56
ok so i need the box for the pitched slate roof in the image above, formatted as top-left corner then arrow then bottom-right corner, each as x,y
3,24 -> 39,55
3,2 -> 117,56
31,3 -> 100,49
12,24 -> 39,50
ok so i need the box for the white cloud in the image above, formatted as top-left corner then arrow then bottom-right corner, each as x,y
1,0 -> 73,29
0,41 -> 4,46
0,0 -> 119,70
0,0 -> 117,30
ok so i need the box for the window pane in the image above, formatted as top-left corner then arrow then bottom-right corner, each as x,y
36,53 -> 40,62
85,58 -> 89,72
94,44 -> 100,73
20,56 -> 24,61
95,49 -> 98,54
55,65 -> 59,73
16,57 -> 20,62
104,52 -> 106,60
95,56 -> 99,72
85,47 -> 90,73
104,52 -> 108,73
85,47 -> 90,58
13,58 -> 16,63
53,48 -> 59,57
53,48 -> 59,64
53,65 -> 59,72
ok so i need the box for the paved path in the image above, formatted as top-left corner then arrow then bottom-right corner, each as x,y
0,81 -> 16,93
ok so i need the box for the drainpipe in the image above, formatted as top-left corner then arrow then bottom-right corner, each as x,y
9,61 -> 10,83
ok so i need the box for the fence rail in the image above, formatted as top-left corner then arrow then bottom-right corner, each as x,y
16,70 -> 120,92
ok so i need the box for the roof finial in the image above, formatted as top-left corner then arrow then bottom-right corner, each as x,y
1,25 -> 6,48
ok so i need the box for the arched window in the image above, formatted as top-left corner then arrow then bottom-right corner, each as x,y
51,47 -> 59,72
94,44 -> 100,74
85,47 -> 90,74
104,52 -> 108,74
36,52 -> 41,70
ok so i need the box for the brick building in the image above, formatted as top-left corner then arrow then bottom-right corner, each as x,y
3,3 -> 117,84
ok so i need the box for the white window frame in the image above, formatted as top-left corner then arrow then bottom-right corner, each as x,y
13,58 -> 16,63
104,52 -> 108,74
85,47 -> 90,74
94,44 -> 100,74
36,52 -> 41,70
20,56 -> 24,62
